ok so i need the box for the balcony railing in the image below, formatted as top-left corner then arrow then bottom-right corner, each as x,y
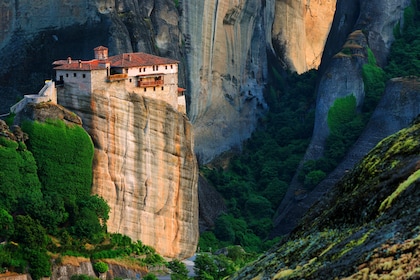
108,73 -> 128,81
138,79 -> 164,87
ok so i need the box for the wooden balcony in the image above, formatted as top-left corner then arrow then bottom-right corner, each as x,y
108,73 -> 128,82
138,79 -> 164,87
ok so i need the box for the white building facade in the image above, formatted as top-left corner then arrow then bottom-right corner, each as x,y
54,46 -> 186,113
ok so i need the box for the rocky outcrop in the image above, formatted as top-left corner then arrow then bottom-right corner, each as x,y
272,0 -> 337,73
273,0 -> 413,235
58,84 -> 199,259
274,76 -> 420,235
181,0 -> 271,163
234,113 -> 420,279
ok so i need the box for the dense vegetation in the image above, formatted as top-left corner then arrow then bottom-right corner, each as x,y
200,69 -> 318,252
0,119 -> 167,279
199,0 -> 420,258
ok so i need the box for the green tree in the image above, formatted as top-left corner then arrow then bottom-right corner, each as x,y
26,249 -> 51,280
194,254 -> 218,280
0,209 -> 14,240
168,259 -> 189,280
12,215 -> 48,249
143,274 -> 159,280
93,261 -> 109,274
304,170 -> 327,189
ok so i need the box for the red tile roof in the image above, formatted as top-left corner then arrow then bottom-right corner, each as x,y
53,51 -> 178,71
54,60 -> 105,71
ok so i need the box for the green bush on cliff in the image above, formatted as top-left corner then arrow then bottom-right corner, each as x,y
0,137 -> 44,216
362,48 -> 386,112
22,119 -> 94,198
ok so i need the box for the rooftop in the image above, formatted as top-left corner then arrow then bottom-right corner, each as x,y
53,47 -> 179,71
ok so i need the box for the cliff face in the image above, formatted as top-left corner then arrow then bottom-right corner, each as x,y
181,0 -> 272,163
58,85 -> 199,259
272,0 -> 337,73
274,76 -> 420,235
273,0 -> 413,235
0,0 -> 339,164
234,114 -> 420,279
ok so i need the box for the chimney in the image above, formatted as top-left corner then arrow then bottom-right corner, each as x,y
94,46 -> 108,60
78,60 -> 82,68
127,54 -> 131,61
67,57 -> 72,64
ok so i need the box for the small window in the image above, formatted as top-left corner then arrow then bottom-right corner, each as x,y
153,87 -> 156,91
144,68 -> 146,72
171,65 -> 173,69
156,65 -> 159,70
165,65 -> 168,70
73,73 -> 77,77
161,87 -> 164,90
144,88 -> 146,92
82,74 -> 86,78
129,78 -> 132,83
139,68 -> 142,72
66,73 -> 69,77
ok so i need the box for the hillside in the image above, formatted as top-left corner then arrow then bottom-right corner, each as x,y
233,116 -> 420,279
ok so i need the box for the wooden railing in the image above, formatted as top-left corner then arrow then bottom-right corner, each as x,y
108,73 -> 128,81
138,80 -> 164,87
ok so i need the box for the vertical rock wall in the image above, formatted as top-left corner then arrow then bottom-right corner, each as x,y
273,0 -> 413,236
58,84 -> 199,259
181,0 -> 272,163
272,0 -> 337,73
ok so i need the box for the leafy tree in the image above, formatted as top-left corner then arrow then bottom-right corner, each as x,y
194,254 -> 219,280
327,95 -> 358,135
143,273 -> 159,280
304,170 -> 327,189
26,249 -> 51,280
12,215 -> 48,249
168,259 -> 189,280
198,231 -> 219,252
245,196 -> 274,219
0,209 -> 14,240
93,261 -> 109,274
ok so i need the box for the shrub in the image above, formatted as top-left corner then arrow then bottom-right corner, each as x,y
304,170 -> 327,189
168,259 -> 189,280
93,262 -> 108,274
143,274 -> 158,280
327,95 -> 357,135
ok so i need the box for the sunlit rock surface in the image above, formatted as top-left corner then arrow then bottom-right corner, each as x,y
58,85 -> 199,259
272,0 -> 336,73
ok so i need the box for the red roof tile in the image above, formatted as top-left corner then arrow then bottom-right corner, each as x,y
53,50 -> 178,71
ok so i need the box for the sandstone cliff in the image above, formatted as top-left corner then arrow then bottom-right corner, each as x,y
58,84 -> 199,259
0,0 -> 340,164
180,0 -> 271,163
272,0 -> 336,73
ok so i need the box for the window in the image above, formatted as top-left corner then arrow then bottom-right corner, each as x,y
82,74 -> 86,78
144,88 -> 146,92
73,73 -> 77,77
165,65 -> 168,70
161,87 -> 164,90
144,68 -> 146,72
139,68 -> 142,72
129,78 -> 132,83
171,65 -> 173,69
156,65 -> 159,70
153,87 -> 156,91
66,73 -> 69,77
